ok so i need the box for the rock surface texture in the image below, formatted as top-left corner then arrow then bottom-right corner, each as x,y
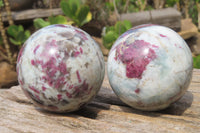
17,24 -> 105,112
108,24 -> 193,111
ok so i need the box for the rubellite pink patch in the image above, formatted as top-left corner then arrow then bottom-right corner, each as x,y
116,40 -> 157,79
17,24 -> 105,112
107,24 -> 193,111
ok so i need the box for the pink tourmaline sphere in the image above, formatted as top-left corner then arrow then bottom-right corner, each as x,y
17,25 -> 105,112
108,24 -> 193,111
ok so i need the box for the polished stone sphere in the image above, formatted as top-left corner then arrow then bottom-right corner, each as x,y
107,24 -> 193,111
17,24 -> 105,112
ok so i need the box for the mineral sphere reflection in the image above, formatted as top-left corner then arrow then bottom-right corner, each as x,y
107,24 -> 193,111
17,24 -> 105,112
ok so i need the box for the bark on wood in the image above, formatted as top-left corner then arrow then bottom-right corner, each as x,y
120,7 -> 181,31
0,66 -> 200,133
1,8 -> 64,22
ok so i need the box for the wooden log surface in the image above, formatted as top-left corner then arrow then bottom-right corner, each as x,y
1,8 -> 64,22
120,7 -> 181,31
0,67 -> 200,133
2,8 -> 180,31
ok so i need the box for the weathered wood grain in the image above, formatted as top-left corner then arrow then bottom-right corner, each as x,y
0,68 -> 200,133
120,8 -> 181,31
1,8 -> 64,22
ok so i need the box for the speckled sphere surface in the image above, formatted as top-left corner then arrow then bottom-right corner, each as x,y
17,24 -> 105,112
108,24 -> 193,111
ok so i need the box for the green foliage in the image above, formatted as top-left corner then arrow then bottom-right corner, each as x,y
33,18 -> 50,29
103,30 -> 118,49
48,15 -> 68,24
105,2 -> 114,12
33,15 -> 73,29
105,0 -> 131,13
196,0 -> 200,3
7,25 -> 31,46
0,0 -> 4,7
189,1 -> 198,26
60,0 -> 92,27
103,20 -> 132,49
104,0 -> 153,14
193,55 -> 200,69
165,0 -> 179,7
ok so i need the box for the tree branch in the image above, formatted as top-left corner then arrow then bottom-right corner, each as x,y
113,0 -> 120,20
0,50 -> 9,61
0,5 -> 14,65
4,0 -> 14,25
123,0 -> 130,13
